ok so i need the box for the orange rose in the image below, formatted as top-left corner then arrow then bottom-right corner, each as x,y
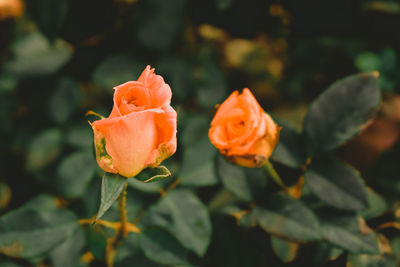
91,66 -> 177,178
209,88 -> 280,167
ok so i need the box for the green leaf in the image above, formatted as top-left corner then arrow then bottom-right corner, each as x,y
305,157 -> 368,211
48,78 -> 81,124
143,189 -> 212,256
391,237 -> 400,261
156,57 -> 193,101
114,233 -> 159,267
347,254 -> 397,267
181,113 -> 210,148
101,187 -> 145,222
66,125 -> 93,149
318,212 -> 379,254
139,228 -> 189,266
302,72 -> 380,156
217,156 -> 267,201
180,136 -> 218,187
128,178 -> 165,194
270,236 -> 299,263
271,122 -> 306,168
360,187 -> 387,219
26,128 -> 62,172
313,241 -> 343,265
86,226 -> 107,260
355,52 -> 381,73
5,32 -> 72,77
0,209 -> 78,258
27,0 -> 69,41
253,194 -> 321,241
95,173 -> 128,221
20,194 -> 59,212
0,261 -> 23,267
55,151 -> 96,198
196,48 -> 227,109
93,53 -> 144,90
135,165 -> 171,183
136,0 -> 186,51
50,227 -> 85,267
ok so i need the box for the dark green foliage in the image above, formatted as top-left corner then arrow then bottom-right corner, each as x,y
95,173 -> 128,221
1,0 -> 399,266
303,72 -> 380,156
305,157 -> 368,211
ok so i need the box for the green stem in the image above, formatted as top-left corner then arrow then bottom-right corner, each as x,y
263,161 -> 288,192
118,183 -> 128,238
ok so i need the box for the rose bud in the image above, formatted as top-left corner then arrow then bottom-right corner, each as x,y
91,66 -> 177,178
209,88 -> 280,167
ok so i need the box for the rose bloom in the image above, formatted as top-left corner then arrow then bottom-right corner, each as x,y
0,0 -> 23,20
91,66 -> 177,178
209,88 -> 280,167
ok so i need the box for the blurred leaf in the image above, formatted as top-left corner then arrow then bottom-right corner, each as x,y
136,0 -> 186,51
302,72 -> 380,156
20,194 -> 59,211
215,0 -> 234,10
0,72 -> 18,94
26,128 -> 62,172
128,178 -> 165,194
196,49 -> 228,109
0,182 -> 11,210
143,189 -> 212,256
55,151 -> 96,198
48,78 -> 81,124
347,253 -> 397,267
360,187 -> 387,220
318,213 -> 379,254
391,237 -> 400,260
50,227 -> 85,267
27,0 -> 69,41
270,236 -> 299,263
380,48 -> 397,72
181,113 -> 210,148
355,52 -> 381,72
139,228 -> 189,266
180,136 -> 218,187
115,233 -> 159,267
217,156 -> 267,202
5,31 -> 72,77
271,121 -> 306,168
0,91 -> 14,133
364,1 -> 400,14
0,261 -> 23,267
66,125 -> 93,149
0,209 -> 78,258
313,241 -> 343,265
156,57 -> 193,101
86,226 -> 107,260
305,157 -> 368,211
95,173 -> 128,221
135,165 -> 171,183
92,54 -> 144,90
254,194 -> 321,241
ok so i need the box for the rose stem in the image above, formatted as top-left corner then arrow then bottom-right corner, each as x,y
118,183 -> 129,238
263,160 -> 289,193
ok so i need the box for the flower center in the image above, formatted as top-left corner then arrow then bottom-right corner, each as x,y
118,85 -> 151,114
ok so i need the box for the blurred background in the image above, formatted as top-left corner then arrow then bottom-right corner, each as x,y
1,0 -> 400,266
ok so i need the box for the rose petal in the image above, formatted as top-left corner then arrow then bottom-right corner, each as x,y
138,65 -> 172,108
145,104 -> 177,166
92,110 -> 161,177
